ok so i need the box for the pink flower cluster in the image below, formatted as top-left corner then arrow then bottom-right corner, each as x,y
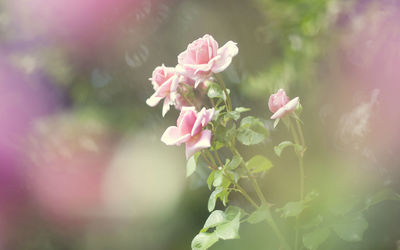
147,35 -> 238,158
268,89 -> 299,119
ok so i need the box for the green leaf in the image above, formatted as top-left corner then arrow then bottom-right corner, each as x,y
302,215 -> 324,230
207,82 -> 230,101
278,191 -> 318,218
215,212 -> 241,240
186,155 -> 197,177
332,212 -> 368,242
207,171 -> 215,190
214,123 -> 236,145
207,83 -> 224,99
219,188 -> 230,206
247,205 -> 271,224
237,116 -> 268,145
226,170 -> 240,183
224,206 -> 244,220
225,107 -> 250,121
213,170 -> 230,188
278,201 -> 307,218
274,141 -> 302,157
246,155 -> 273,174
365,188 -> 400,209
226,155 -> 242,170
226,111 -> 241,121
191,232 -> 219,250
213,170 -> 224,187
203,210 -> 227,231
303,228 -> 330,250
235,107 -> 251,113
328,196 -> 359,216
208,187 -> 224,212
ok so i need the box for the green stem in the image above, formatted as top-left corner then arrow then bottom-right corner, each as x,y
204,150 -> 218,168
229,146 -> 291,250
213,150 -> 224,169
265,211 -> 293,250
289,121 -> 300,146
299,156 -> 304,201
201,151 -> 217,170
205,150 -> 258,209
215,73 -> 232,112
181,90 -> 197,109
289,119 -> 306,250
229,146 -> 267,205
295,119 -> 306,156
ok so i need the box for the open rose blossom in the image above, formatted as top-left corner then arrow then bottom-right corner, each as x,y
146,65 -> 180,116
161,107 -> 214,159
176,34 -> 238,87
269,89 -> 300,119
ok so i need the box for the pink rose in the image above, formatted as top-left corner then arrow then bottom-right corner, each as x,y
270,95 -> 300,119
268,89 -> 290,113
146,65 -> 180,116
176,34 -> 238,87
161,107 -> 214,159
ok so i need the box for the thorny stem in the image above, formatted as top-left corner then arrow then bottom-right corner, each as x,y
215,74 -> 232,112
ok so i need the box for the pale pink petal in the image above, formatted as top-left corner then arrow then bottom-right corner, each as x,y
285,97 -> 299,112
177,106 -> 196,126
206,35 -> 219,58
268,89 -> 290,113
178,109 -> 197,135
154,77 -> 173,98
191,108 -> 206,136
193,63 -> 213,75
212,41 -> 239,73
202,108 -> 215,126
270,107 -> 286,120
270,97 -> 299,119
146,93 -> 163,107
185,130 -> 212,159
161,126 -> 191,146
162,96 -> 172,117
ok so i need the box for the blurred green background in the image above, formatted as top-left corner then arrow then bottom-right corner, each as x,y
0,0 -> 399,249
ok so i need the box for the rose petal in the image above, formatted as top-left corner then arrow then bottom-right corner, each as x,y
161,126 -> 191,146
185,130 -> 212,159
212,41 -> 239,73
270,97 -> 299,119
146,92 -> 163,107
202,108 -> 215,126
162,96 -> 172,117
178,108 -> 197,135
191,108 -> 206,136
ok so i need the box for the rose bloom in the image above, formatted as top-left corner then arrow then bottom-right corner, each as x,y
176,34 -> 238,86
161,107 -> 214,159
268,89 -> 290,113
146,65 -> 180,116
268,89 -> 299,119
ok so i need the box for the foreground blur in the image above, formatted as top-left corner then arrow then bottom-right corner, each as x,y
0,0 -> 399,249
